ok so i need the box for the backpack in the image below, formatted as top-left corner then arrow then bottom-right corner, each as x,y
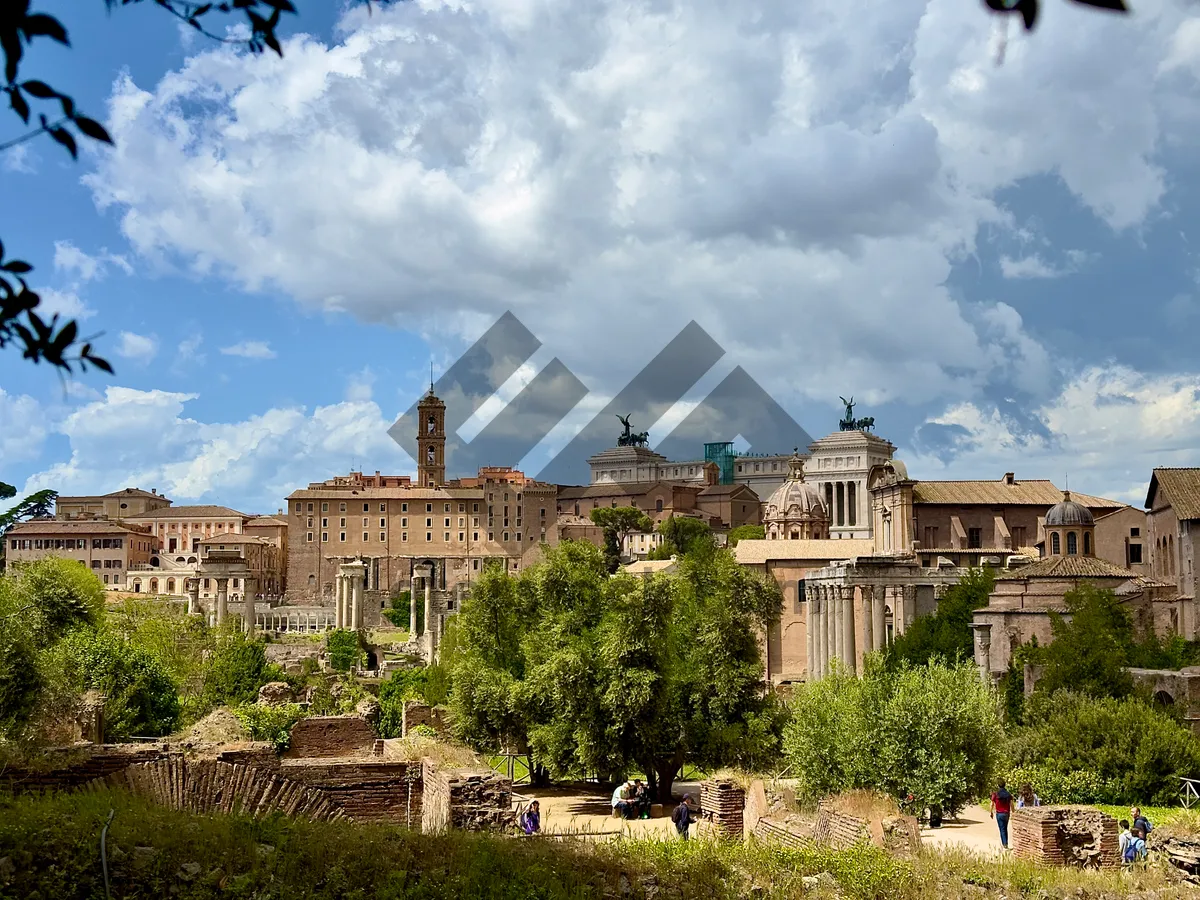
1125,838 -> 1145,863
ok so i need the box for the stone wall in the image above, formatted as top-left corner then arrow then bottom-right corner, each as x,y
813,805 -> 871,849
402,701 -> 449,737
284,716 -> 376,759
753,816 -> 810,849
0,744 -> 171,793
421,760 -> 514,834
1012,806 -> 1119,868
700,780 -> 745,840
280,759 -> 422,827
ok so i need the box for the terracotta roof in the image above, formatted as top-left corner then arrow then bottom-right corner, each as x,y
57,487 -> 168,502
245,516 -> 288,527
1147,468 -> 1200,519
734,538 -> 876,565
911,478 -> 1124,508
199,534 -> 271,545
125,505 -> 247,520
699,483 -> 760,498
1114,575 -> 1175,596
994,555 -> 1134,580
7,518 -> 150,536
556,482 -> 702,501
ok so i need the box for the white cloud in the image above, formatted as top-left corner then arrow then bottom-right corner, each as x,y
52,240 -> 131,282
219,340 -> 276,360
0,389 -> 49,465
116,331 -> 159,363
82,0 -> 1200,414
35,287 -> 95,321
998,248 -> 1092,279
21,386 -> 410,510
2,143 -> 34,174
904,365 -> 1200,506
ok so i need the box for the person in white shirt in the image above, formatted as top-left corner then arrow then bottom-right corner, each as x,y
611,781 -> 634,819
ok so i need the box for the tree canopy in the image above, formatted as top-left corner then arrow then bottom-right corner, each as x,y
446,540 -> 783,800
885,567 -> 995,669
1035,583 -> 1136,700
647,515 -> 713,559
589,506 -> 653,572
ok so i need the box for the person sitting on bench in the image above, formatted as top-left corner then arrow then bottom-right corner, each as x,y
611,781 -> 636,819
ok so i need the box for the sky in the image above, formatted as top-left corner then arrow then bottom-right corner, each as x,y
4,0 -> 1200,513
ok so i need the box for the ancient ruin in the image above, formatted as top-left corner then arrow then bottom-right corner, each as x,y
1011,806 -> 1119,868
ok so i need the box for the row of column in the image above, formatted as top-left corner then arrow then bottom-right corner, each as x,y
805,584 -> 918,679
334,561 -> 367,631
185,575 -> 257,634
819,480 -> 865,530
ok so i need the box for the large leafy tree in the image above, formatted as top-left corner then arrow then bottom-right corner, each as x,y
1,0 -> 393,374
1035,583 -> 1136,699
885,567 -> 995,668
589,506 -> 653,573
647,515 -> 713,559
447,541 -> 783,801
0,489 -> 58,570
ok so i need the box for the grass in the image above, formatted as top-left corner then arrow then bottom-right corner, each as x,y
369,629 -> 412,646
1096,804 -> 1200,830
0,789 -> 1190,900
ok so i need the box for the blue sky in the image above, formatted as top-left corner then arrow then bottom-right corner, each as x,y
3,0 -> 1200,512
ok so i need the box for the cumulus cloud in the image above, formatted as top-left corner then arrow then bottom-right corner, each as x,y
21,386 -> 411,510
219,340 -> 276,360
0,389 -> 49,464
36,287 -> 94,321
999,249 -> 1092,279
81,0 -> 1200,418
116,331 -> 159,362
905,365 -> 1200,505
53,241 -> 132,282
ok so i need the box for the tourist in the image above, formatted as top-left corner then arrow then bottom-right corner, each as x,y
1016,783 -> 1040,809
1124,826 -> 1148,864
671,794 -> 698,841
1118,819 -> 1132,859
1131,807 -> 1153,837
633,779 -> 652,819
990,779 -> 1013,850
611,781 -> 635,819
521,800 -> 541,835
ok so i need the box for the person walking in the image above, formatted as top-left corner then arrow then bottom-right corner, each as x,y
1118,819 -> 1133,860
1016,783 -> 1040,809
671,794 -> 698,841
520,800 -> 541,835
1131,807 -> 1153,837
990,779 -> 1014,850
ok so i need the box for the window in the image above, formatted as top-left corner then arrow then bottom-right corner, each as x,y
91,559 -> 101,569
307,532 -> 313,543
339,532 -> 346,542
295,502 -> 302,514
322,533 -> 329,542
402,532 -> 407,541
1051,532 -> 1060,554
1129,543 -> 1143,564
339,503 -> 346,512
380,503 -> 386,512
656,499 -> 663,512
402,502 -> 408,512
426,532 -> 432,542
503,532 -> 509,541
1131,527 -> 1141,537
445,503 -> 451,512
426,503 -> 433,512
426,518 -> 432,527
363,517 -> 369,527
339,517 -> 346,527
363,503 -> 370,512
488,532 -> 494,541
1083,532 -> 1091,555
321,517 -> 328,527
444,532 -> 450,541
380,518 -> 386,528
307,516 -> 313,527
473,532 -> 479,541
380,532 -> 386,542
459,532 -> 465,542
1066,531 -> 1078,554
473,559 -> 480,570
444,518 -> 450,527
321,503 -> 328,512
967,528 -> 982,549
364,532 -> 370,542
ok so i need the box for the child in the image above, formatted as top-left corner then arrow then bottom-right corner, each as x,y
671,794 -> 697,841
520,800 -> 541,835
1124,827 -> 1147,864
1118,819 -> 1132,860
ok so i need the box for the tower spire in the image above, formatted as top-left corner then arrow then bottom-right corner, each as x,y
430,360 -> 434,394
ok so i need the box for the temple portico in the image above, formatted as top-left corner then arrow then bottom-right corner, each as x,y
334,560 -> 367,631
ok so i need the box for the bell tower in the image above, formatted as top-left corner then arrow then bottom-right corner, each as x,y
416,381 -> 446,487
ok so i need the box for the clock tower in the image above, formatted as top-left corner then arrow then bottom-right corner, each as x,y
416,384 -> 446,487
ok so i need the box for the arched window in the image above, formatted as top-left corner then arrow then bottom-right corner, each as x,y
656,498 -> 663,512
149,578 -> 158,593
1170,535 -> 1176,575
1083,532 -> 1091,556
1067,532 -> 1077,555
166,578 -> 175,593
1051,532 -> 1061,555
308,574 -> 316,587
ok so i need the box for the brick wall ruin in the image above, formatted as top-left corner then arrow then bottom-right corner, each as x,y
0,744 -> 173,793
284,716 -> 377,759
813,804 -> 871,848
700,780 -> 745,839
1012,806 -> 1119,868
421,760 -> 515,834
401,701 -> 449,737
280,759 -> 422,827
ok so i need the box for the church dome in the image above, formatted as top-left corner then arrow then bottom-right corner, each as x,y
764,453 -> 826,533
1045,491 -> 1093,527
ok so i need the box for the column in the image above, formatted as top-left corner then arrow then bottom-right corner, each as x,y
423,574 -> 433,638
860,586 -> 875,658
872,585 -> 886,651
806,590 -> 816,680
333,575 -> 342,629
350,570 -> 362,631
833,588 -> 844,664
244,578 -> 256,635
216,577 -> 229,625
842,587 -> 856,674
409,576 -> 419,634
186,578 -> 200,616
902,585 -> 917,631
824,587 -> 836,671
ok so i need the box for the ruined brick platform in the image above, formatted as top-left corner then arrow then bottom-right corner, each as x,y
700,780 -> 745,840
1011,805 -> 1119,868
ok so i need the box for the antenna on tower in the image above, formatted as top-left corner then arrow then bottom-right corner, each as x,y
429,360 -> 434,393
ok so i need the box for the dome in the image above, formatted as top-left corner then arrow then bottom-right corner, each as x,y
764,453 -> 826,523
1045,491 -> 1094,527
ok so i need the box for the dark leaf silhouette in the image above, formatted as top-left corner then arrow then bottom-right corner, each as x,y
73,115 -> 113,143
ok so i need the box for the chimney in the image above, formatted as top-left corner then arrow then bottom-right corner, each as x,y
277,508 -> 283,516
1003,473 -> 1015,485
151,488 -> 157,495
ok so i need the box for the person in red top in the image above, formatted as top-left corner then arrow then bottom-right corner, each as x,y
990,779 -> 1014,850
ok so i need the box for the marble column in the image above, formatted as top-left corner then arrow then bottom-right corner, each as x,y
423,575 -> 433,638
824,587 -> 836,670
333,575 -> 343,629
409,576 -> 419,634
872,586 -> 886,651
350,571 -> 362,631
244,578 -> 256,635
902,585 -> 917,631
842,587 -> 856,674
860,586 -> 874,659
833,588 -> 844,664
216,577 -> 229,625
806,589 -> 816,680
186,578 -> 200,616
811,593 -> 823,679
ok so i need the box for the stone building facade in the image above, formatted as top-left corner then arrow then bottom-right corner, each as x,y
55,487 -> 172,521
5,518 -> 157,587
1146,468 -> 1200,621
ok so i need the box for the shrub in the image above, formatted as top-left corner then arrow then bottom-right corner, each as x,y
233,703 -> 307,752
1004,691 -> 1200,805
326,630 -> 360,672
378,669 -> 431,738
783,658 -> 1000,813
885,568 -> 994,668
200,627 -> 280,710
1003,764 -> 1120,805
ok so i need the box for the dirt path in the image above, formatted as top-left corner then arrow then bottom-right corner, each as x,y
920,803 -> 1006,858
516,783 -> 707,840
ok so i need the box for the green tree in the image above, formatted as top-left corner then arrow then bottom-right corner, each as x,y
647,515 -> 713,559
449,542 -> 782,801
783,659 -> 1001,813
0,489 -> 59,569
326,630 -> 361,672
200,626 -> 279,710
886,568 -> 995,668
727,524 -> 765,547
1036,584 -> 1135,699
382,589 -> 415,629
589,506 -> 653,573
